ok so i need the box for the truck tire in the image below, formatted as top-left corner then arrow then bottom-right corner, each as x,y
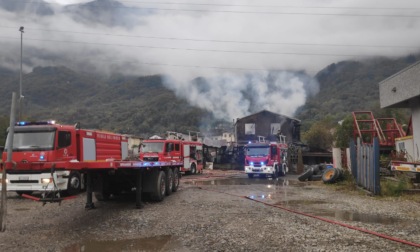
150,171 -> 166,202
172,168 -> 180,192
298,168 -> 313,182
309,174 -> 322,181
247,174 -> 254,178
322,168 -> 339,183
165,169 -> 174,196
66,171 -> 81,196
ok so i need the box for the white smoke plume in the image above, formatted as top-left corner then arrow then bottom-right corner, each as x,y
164,71 -> 318,120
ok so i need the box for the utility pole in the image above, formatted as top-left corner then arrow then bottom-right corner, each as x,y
1,92 -> 17,232
19,26 -> 24,121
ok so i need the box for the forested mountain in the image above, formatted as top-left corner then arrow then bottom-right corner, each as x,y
0,54 -> 418,141
295,54 -> 418,129
0,0 -> 54,16
0,66 -> 210,138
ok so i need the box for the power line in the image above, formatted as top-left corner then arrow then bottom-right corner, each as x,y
0,26 -> 418,50
8,0 -> 420,18
103,8 -> 420,18
0,35 -> 391,58
116,1 -> 420,11
15,0 -> 420,11
116,59 -> 270,72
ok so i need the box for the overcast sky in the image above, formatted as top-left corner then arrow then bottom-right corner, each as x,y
1,0 -> 420,120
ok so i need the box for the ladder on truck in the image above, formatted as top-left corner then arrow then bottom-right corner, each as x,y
352,111 -> 405,148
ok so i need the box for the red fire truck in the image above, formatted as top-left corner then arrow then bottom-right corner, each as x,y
139,134 -> 203,175
0,121 -> 181,208
244,135 -> 288,178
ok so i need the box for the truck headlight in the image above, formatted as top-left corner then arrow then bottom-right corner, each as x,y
41,178 -> 52,184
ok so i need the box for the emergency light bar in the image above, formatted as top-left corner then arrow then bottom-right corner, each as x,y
16,120 -> 56,126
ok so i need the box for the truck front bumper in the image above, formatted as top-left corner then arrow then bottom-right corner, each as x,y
0,171 -> 69,192
244,165 -> 275,175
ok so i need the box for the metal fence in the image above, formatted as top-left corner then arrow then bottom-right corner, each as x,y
349,138 -> 381,195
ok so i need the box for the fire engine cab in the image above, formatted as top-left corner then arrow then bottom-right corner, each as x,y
140,133 -> 203,174
0,120 -> 127,195
244,135 -> 288,178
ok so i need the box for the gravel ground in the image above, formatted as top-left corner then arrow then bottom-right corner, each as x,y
0,170 -> 419,252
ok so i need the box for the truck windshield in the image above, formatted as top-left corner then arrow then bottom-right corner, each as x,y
246,147 -> 269,157
5,131 -> 55,151
142,142 -> 164,153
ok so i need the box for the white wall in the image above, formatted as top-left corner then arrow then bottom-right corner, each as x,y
410,97 -> 420,161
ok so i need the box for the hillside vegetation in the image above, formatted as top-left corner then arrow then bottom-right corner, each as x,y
295,55 -> 418,129
0,54 -> 418,146
0,66 -> 210,140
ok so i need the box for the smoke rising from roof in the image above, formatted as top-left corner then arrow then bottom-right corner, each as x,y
164,71 -> 318,120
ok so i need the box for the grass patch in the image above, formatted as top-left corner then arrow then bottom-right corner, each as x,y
320,169 -> 420,201
380,174 -> 412,197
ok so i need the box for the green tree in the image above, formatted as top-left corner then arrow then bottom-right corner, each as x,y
334,116 -> 354,148
302,119 -> 334,151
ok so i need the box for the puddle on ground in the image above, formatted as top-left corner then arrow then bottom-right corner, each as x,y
183,176 -> 412,226
183,177 -> 303,187
62,235 -> 183,252
276,199 -> 328,206
274,200 -> 405,225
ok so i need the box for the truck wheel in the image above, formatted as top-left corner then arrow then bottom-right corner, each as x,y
172,168 -> 180,192
66,171 -> 81,195
165,169 -> 174,196
298,168 -> 313,182
190,163 -> 196,174
322,168 -> 339,183
150,171 -> 166,202
247,174 -> 254,178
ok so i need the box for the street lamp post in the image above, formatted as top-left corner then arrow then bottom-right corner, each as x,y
19,26 -> 24,120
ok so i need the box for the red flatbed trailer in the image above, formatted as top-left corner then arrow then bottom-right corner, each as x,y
0,121 -> 182,208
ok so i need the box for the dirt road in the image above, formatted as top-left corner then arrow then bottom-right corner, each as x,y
0,170 -> 419,251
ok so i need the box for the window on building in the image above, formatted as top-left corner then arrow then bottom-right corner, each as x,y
271,123 -> 281,135
245,123 -> 255,135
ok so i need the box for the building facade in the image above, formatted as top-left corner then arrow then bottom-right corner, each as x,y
379,60 -> 420,162
235,110 -> 301,145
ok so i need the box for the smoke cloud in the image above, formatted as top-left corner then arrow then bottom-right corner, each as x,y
164,71 -> 318,120
1,0 -> 420,119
